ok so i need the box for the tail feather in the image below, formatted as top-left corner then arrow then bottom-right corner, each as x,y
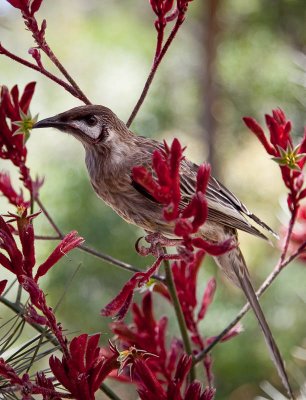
214,248 -> 294,399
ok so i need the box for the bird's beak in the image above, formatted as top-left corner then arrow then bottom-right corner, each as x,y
32,115 -> 66,130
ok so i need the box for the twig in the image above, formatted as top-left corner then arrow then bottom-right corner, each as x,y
35,198 -> 165,281
280,211 -> 297,264
35,235 -> 61,240
126,18 -> 183,127
0,45 -> 84,101
39,46 -> 91,105
193,240 -> 306,364
163,252 -> 195,381
36,197 -> 64,238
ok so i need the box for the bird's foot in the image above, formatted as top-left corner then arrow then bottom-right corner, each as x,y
135,232 -> 182,257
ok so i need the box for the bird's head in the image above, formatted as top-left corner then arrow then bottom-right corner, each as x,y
33,105 -> 132,149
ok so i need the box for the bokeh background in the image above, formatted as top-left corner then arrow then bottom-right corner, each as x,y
1,0 -> 306,399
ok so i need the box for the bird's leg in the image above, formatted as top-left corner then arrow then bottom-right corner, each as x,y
135,232 -> 182,257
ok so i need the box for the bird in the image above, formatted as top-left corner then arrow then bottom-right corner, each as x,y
33,105 -> 293,398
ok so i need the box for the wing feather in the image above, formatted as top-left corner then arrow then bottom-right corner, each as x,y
133,137 -> 276,240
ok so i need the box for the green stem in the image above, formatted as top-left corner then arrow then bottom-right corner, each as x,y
100,384 -> 122,400
163,255 -> 195,381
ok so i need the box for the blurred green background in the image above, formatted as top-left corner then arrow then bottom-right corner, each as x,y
1,0 -> 306,399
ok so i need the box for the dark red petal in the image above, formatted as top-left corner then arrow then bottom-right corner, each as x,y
196,163 -> 210,193
69,334 -> 88,372
190,193 -> 208,232
272,108 -> 286,125
174,218 -> 193,237
153,150 -> 171,186
19,221 -> 35,276
243,117 -> 277,156
0,280 -> 7,296
101,276 -> 138,319
85,334 -> 101,369
298,188 -> 306,201
30,0 -> 43,14
49,356 -> 73,393
35,231 -> 84,280
201,387 -> 216,400
6,0 -> 25,10
134,358 -> 166,397
169,138 -> 183,177
192,237 -> 235,256
0,253 -> 14,273
197,278 -> 216,321
173,354 -> 192,387
19,82 -> 36,113
184,381 -> 202,400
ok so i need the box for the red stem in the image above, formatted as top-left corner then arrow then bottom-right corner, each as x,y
155,26 -> 164,61
0,45 -> 84,101
126,18 -> 183,127
37,43 -> 91,105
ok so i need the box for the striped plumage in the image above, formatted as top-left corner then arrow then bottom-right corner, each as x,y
33,105 -> 293,398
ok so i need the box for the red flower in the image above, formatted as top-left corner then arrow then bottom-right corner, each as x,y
0,172 -> 28,207
109,292 -> 184,384
132,138 -> 183,221
50,334 -> 118,400
0,211 -> 83,282
0,83 -> 35,166
35,231 -> 84,280
6,0 -> 43,16
0,83 -> 43,201
184,382 -> 216,400
243,109 -> 306,215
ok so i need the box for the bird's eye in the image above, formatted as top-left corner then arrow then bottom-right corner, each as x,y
85,115 -> 98,126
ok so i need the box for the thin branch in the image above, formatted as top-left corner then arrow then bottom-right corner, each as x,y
35,198 -> 165,281
126,18 -> 183,127
36,197 -> 64,238
35,235 -> 61,240
0,45 -> 84,101
193,240 -> 306,364
163,252 -> 195,381
39,46 -> 91,105
280,211 -> 297,264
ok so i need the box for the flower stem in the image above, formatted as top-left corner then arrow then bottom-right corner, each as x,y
163,253 -> 195,381
193,239 -> 306,364
0,45 -> 84,102
35,198 -> 165,281
126,18 -> 183,127
40,45 -> 91,105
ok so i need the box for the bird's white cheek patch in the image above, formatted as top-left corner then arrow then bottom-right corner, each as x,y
70,121 -> 101,139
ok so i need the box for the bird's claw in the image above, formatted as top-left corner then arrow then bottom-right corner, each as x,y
135,232 -> 182,257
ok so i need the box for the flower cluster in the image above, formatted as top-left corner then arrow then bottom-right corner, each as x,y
149,0 -> 193,60
0,207 -> 126,399
243,109 -> 306,216
132,139 -> 234,254
50,334 -> 119,400
0,83 -> 43,204
6,0 -> 46,53
108,286 -> 240,397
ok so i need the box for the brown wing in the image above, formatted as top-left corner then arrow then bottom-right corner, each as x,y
133,137 -> 276,240
180,159 -> 277,240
